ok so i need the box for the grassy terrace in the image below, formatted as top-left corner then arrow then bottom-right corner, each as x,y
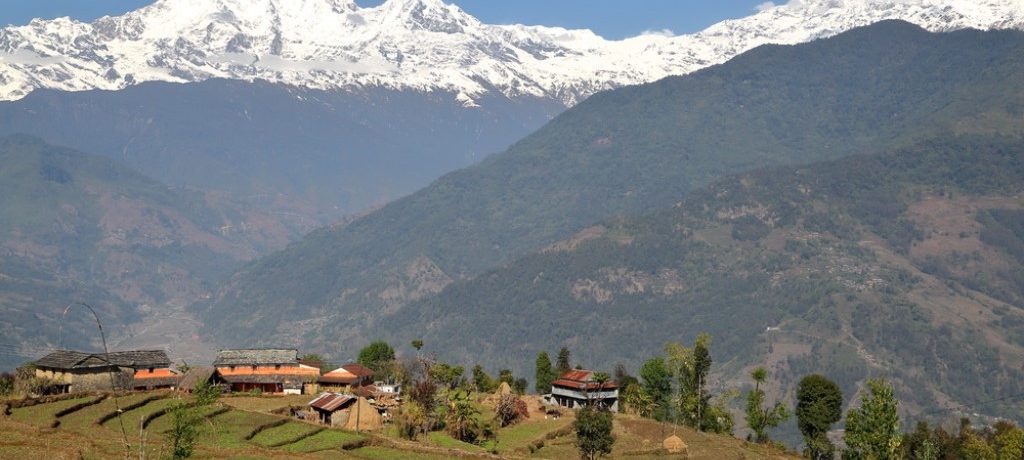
9,396 -> 95,427
0,391 -> 800,458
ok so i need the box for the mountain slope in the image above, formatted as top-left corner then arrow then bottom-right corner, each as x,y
0,135 -> 293,368
377,135 -> 1024,422
0,79 -> 562,218
0,0 -> 1022,104
201,22 -> 1024,350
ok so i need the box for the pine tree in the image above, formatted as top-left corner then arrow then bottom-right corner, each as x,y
535,351 -> 554,394
557,347 -> 572,374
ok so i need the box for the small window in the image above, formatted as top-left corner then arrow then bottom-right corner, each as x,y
252,365 -> 257,371
275,364 -> 281,370
229,365 -> 235,371
148,368 -> 154,374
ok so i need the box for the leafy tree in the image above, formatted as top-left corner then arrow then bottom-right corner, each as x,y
167,379 -> 220,459
557,347 -> 572,375
960,434 -> 997,460
430,362 -> 464,390
744,367 -> 790,443
472,364 -> 497,392
621,383 -> 653,417
843,379 -> 901,460
513,377 -> 528,395
0,372 -> 13,396
995,425 -> 1024,460
445,389 -> 483,443
535,351 -> 555,394
639,357 -> 671,421
411,339 -> 424,351
613,363 -> 638,389
499,369 -> 515,386
666,334 -> 714,429
357,341 -> 396,376
796,374 -> 843,460
574,406 -> 614,460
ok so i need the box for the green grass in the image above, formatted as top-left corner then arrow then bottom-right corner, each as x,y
495,418 -> 572,452
9,397 -> 93,427
281,429 -> 367,453
425,431 -> 486,452
195,409 -> 281,449
348,446 -> 454,460
221,395 -> 312,413
146,403 -> 224,434
101,397 -> 180,430
51,393 -> 157,432
250,421 -> 321,447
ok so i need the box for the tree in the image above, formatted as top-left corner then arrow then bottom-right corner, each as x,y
446,389 -> 483,443
994,426 -> 1024,460
499,369 -> 515,386
513,377 -> 528,395
430,362 -> 464,390
575,406 -> 614,460
665,334 -> 714,429
167,379 -> 220,458
357,341 -> 396,376
639,357 -> 672,421
621,383 -> 654,417
613,363 -> 638,389
472,364 -> 497,392
796,374 -> 843,460
843,379 -> 901,460
557,347 -> 572,374
411,339 -> 424,352
745,367 -> 790,444
536,351 -> 555,394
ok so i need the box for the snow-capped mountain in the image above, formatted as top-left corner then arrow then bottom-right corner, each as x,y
1,0 -> 1023,105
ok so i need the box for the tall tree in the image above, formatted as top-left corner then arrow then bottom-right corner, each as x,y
574,406 -> 615,460
744,367 -> 790,444
639,357 -> 672,421
357,341 -> 396,376
843,378 -> 901,460
472,364 -> 496,392
666,333 -> 714,429
535,351 -> 555,394
796,374 -> 844,460
557,347 -> 572,375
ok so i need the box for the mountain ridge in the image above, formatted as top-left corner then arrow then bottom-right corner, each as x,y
1,0 -> 1023,104
199,22 -> 1024,356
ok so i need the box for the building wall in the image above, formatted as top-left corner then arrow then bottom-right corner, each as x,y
36,367 -> 134,392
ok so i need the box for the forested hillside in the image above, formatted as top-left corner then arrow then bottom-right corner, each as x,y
379,135 -> 1024,421
0,136 -> 295,368
203,21 -> 1024,354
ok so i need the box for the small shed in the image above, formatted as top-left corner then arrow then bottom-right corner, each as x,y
308,392 -> 357,427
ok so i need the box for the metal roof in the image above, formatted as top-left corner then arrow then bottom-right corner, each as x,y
308,392 -> 356,412
35,350 -> 171,370
213,349 -> 299,366
552,369 -> 618,391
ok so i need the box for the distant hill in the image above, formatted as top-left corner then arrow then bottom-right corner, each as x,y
0,135 -> 296,369
201,21 -> 1024,356
0,80 -> 562,221
376,135 -> 1024,422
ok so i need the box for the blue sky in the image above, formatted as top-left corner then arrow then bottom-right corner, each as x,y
0,0 -> 771,39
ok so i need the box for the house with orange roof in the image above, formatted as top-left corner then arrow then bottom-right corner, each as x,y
318,363 -> 374,392
212,349 -> 320,394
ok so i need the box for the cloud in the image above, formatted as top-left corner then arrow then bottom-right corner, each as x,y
755,1 -> 778,12
0,49 -> 66,66
639,28 -> 676,37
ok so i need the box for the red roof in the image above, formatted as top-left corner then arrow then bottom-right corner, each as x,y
308,393 -> 356,412
551,370 -> 618,391
341,363 -> 374,377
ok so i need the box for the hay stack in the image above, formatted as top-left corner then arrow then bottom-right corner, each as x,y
343,397 -> 383,431
663,435 -> 688,456
483,382 -> 514,405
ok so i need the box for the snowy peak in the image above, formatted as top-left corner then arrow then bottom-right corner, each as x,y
1,0 -> 1023,105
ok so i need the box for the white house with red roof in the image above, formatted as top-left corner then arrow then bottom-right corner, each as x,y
549,369 -> 618,412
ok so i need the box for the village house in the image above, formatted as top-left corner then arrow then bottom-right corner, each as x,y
212,349 -> 319,395
318,363 -> 374,392
548,369 -> 619,412
33,349 -> 177,393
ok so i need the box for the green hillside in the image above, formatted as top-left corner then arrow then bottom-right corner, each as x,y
0,135 -> 297,368
202,21 -> 1024,353
378,135 -> 1024,421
